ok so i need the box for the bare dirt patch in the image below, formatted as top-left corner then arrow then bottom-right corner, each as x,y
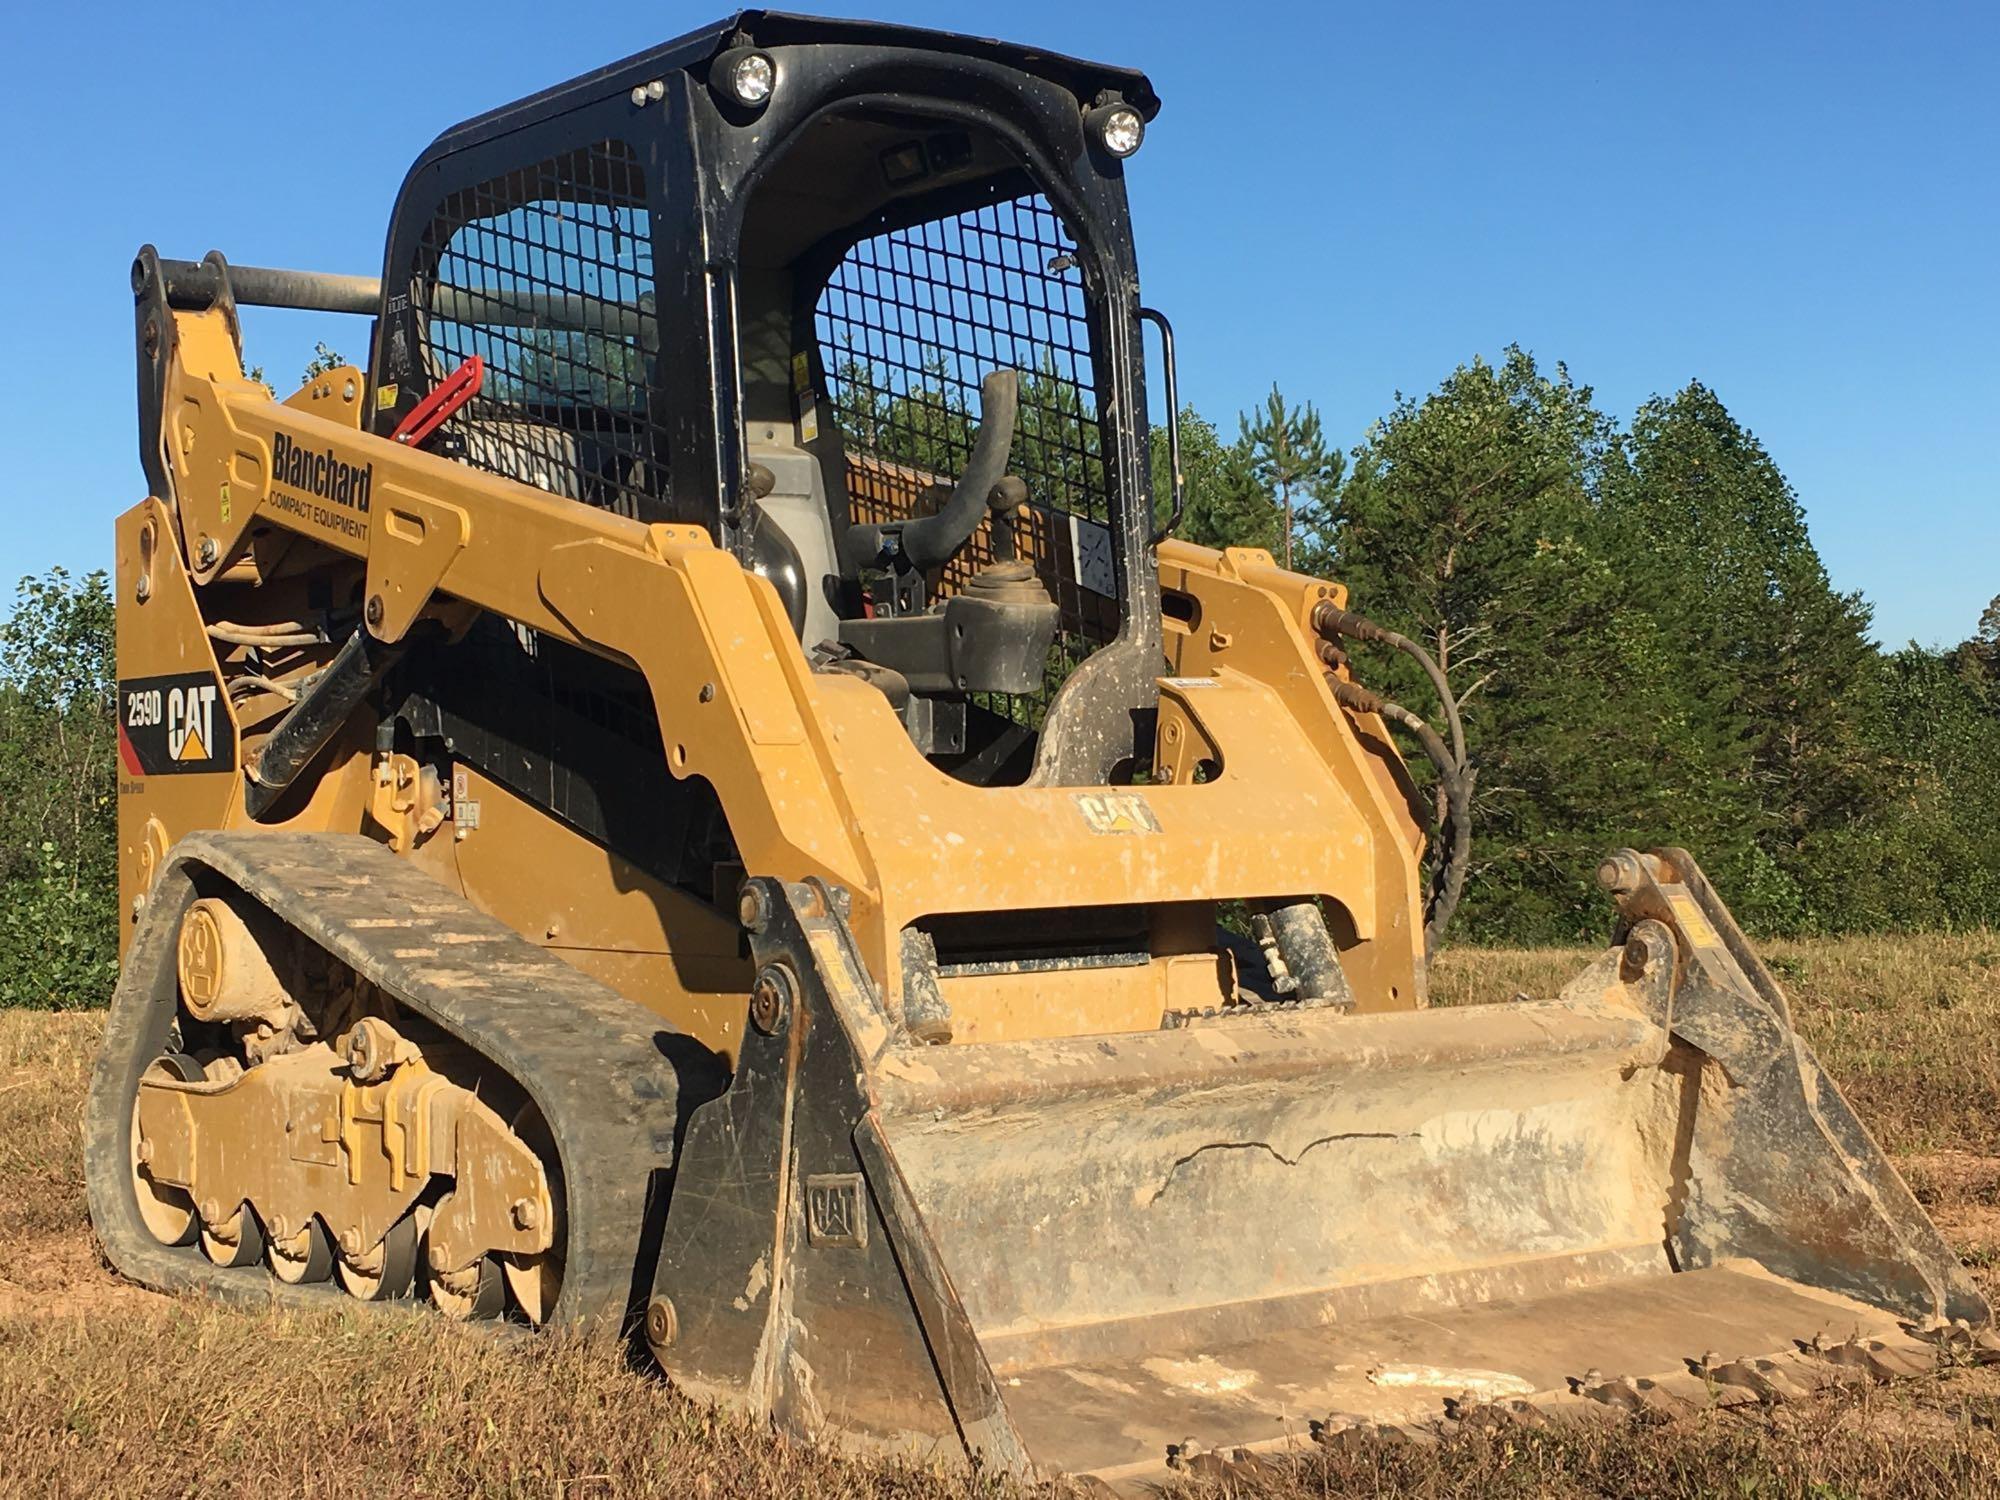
0,1232 -> 139,1318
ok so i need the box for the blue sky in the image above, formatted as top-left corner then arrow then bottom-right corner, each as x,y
2,0 -> 1992,646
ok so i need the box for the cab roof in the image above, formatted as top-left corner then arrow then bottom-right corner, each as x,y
421,10 -> 1161,160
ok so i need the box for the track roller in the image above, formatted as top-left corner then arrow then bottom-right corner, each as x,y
200,1204 -> 265,1268
336,1212 -> 419,1301
89,832 -> 714,1335
499,1099 -> 565,1324
130,1054 -> 201,1247
430,1255 -> 505,1320
267,1217 -> 335,1285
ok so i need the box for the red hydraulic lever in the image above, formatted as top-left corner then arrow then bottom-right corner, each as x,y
389,355 -> 484,447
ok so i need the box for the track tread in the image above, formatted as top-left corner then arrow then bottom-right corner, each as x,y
87,831 -> 718,1331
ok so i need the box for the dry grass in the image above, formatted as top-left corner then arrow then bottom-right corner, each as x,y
1761,933 -> 2000,1157
3,934 -> 1998,1498
1431,931 -> 2000,1155
0,1308 -> 1016,1500
0,1009 -> 100,1251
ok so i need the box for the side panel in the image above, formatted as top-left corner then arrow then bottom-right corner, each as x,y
114,506 -> 756,1050
114,498 -> 238,955
446,769 -> 754,1062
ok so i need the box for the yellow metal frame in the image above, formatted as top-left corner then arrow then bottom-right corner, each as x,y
121,305 -> 1430,1044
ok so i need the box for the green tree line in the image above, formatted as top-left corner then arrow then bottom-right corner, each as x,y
0,569 -> 118,1007
3,344 -> 1994,1008
1161,347 -> 2000,940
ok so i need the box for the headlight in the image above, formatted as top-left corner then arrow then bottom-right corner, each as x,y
1087,102 -> 1145,159
712,47 -> 776,111
729,52 -> 774,105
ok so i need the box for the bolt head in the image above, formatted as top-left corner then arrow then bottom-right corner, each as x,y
1596,850 -> 1645,896
1619,918 -> 1677,987
135,1138 -> 155,1166
341,1228 -> 363,1256
365,594 -> 385,627
1622,935 -> 1648,971
749,962 -> 796,1035
738,883 -> 771,934
511,1198 -> 541,1231
196,536 -> 217,567
645,1294 -> 678,1349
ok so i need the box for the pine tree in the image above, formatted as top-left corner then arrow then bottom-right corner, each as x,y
1239,385 -> 1342,570
1152,411 -> 1276,552
1152,407 -> 1240,545
1321,348 -> 1739,938
1954,594 -> 2000,697
1611,382 -> 1888,930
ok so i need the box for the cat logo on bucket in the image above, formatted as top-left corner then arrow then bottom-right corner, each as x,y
117,672 -> 235,777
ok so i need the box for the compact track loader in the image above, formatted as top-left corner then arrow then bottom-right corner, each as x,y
89,11 -> 1987,1485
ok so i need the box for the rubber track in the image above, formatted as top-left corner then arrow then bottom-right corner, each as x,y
86,830 -> 714,1331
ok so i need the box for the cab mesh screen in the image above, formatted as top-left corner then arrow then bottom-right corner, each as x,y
415,140 -> 664,518
814,193 -> 1120,702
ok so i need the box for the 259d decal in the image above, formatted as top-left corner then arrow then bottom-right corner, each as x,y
118,672 -> 235,775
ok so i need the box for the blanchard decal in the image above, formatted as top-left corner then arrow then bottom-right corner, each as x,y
271,431 -> 373,511
118,673 -> 235,776
268,431 -> 373,542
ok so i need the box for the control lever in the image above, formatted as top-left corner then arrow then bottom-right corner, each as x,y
841,369 -> 1020,578
986,474 -> 1029,561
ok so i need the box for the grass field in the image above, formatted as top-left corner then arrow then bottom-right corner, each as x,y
4,934 -> 1998,1498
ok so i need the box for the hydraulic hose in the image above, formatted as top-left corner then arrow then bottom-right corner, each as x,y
1312,602 -> 1465,771
1314,603 -> 1475,951
1324,674 -> 1473,951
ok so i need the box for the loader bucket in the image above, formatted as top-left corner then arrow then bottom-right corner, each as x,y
646,851 -> 1984,1486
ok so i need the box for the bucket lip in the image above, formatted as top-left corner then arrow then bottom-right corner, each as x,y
873,998 -> 1663,1116
990,1259 -> 1918,1485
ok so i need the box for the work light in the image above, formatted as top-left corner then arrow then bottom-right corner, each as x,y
717,48 -> 776,109
1087,101 -> 1145,158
